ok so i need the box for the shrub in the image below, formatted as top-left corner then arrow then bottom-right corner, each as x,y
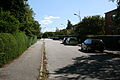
0,32 -> 38,67
0,38 -> 4,52
13,32 -> 28,55
0,33 -> 18,65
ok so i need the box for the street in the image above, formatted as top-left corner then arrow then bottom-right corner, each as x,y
0,39 -> 120,80
45,39 -> 120,80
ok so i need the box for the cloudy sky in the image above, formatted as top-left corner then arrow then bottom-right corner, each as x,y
28,0 -> 117,32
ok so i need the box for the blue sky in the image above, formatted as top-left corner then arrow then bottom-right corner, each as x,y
28,0 -> 117,32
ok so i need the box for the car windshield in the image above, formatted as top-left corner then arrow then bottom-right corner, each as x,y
84,39 -> 92,44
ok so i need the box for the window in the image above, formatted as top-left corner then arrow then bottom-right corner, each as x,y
84,39 -> 92,44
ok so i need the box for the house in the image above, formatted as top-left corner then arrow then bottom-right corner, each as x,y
105,9 -> 116,34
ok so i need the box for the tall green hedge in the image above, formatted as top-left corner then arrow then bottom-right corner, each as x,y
0,32 -> 37,67
0,33 -> 18,66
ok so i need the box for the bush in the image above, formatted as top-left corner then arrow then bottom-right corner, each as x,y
0,32 -> 38,67
13,32 -> 28,55
0,38 -> 4,52
0,33 -> 18,65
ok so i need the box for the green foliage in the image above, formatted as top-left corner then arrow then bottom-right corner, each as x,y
86,35 -> 120,49
75,15 -> 105,37
42,32 -> 48,38
66,20 -> 73,30
0,0 -> 41,36
42,32 -> 54,38
0,33 -> 18,66
13,32 -> 28,54
0,38 -> 4,52
0,0 -> 28,23
0,32 -> 37,67
0,0 -> 41,67
0,11 -> 20,33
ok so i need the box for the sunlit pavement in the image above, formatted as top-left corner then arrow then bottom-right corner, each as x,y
0,40 -> 43,80
45,39 -> 120,80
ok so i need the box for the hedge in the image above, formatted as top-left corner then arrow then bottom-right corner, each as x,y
85,35 -> 120,49
0,33 -> 18,66
0,32 -> 37,67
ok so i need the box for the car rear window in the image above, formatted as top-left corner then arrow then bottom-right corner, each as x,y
84,39 -> 92,44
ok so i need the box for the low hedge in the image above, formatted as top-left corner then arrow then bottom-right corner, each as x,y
85,35 -> 120,49
0,32 -> 37,67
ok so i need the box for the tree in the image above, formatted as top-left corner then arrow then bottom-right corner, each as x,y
0,11 -> 20,33
75,15 -> 105,37
0,0 -> 41,37
66,20 -> 73,30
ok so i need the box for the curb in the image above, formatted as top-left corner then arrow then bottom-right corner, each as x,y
104,50 -> 120,55
39,40 -> 48,80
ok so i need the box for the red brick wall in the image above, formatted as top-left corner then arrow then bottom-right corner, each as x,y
105,10 -> 116,34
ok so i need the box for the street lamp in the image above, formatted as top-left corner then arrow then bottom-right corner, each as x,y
74,11 -> 81,22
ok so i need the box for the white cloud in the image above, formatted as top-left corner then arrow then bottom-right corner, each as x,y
40,19 -> 52,25
44,16 -> 60,20
40,16 -> 60,25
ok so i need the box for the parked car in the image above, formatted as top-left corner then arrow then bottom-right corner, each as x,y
81,39 -> 105,52
65,37 -> 78,45
62,37 -> 68,44
52,37 -> 60,40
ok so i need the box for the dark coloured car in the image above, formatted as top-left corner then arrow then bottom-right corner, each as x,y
81,39 -> 105,52
65,37 -> 78,45
62,37 -> 68,44
52,37 -> 60,40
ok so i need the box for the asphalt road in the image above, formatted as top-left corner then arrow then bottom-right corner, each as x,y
45,39 -> 120,80
0,40 -> 43,80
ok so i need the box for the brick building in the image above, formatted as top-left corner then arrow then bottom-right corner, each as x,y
105,9 -> 116,34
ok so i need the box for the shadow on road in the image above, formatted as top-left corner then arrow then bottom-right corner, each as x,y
55,54 -> 120,80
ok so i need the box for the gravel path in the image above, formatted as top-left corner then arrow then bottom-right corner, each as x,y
0,40 -> 43,80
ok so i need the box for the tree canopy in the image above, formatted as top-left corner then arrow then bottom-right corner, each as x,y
75,15 -> 105,37
0,0 -> 41,37
66,20 -> 73,30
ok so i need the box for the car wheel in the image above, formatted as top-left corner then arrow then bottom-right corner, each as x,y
81,46 -> 83,51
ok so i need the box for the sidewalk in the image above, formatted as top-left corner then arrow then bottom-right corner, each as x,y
0,40 -> 43,80
104,50 -> 120,55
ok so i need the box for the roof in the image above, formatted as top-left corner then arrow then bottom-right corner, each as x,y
105,9 -> 117,14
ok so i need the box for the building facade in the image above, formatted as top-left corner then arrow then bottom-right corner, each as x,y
105,9 -> 116,34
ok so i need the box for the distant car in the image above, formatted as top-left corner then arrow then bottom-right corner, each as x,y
65,37 -> 78,45
52,37 -> 60,40
62,37 -> 68,44
81,39 -> 105,52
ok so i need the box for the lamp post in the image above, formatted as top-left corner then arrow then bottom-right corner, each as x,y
74,11 -> 81,22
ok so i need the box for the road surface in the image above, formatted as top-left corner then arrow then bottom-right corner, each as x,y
0,40 -> 43,80
45,39 -> 120,80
